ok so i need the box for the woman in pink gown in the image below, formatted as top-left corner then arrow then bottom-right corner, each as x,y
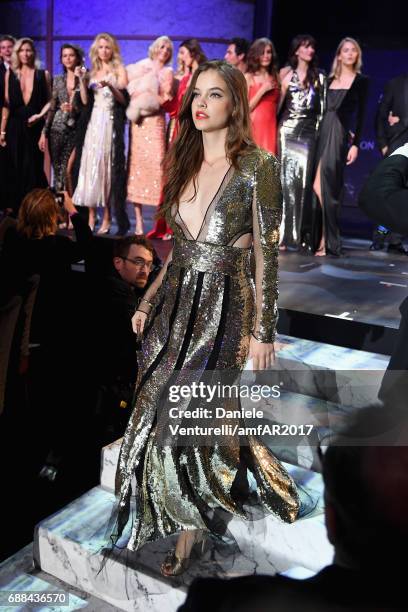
245,38 -> 280,154
126,36 -> 174,235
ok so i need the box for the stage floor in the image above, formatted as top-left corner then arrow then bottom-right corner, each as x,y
278,238 -> 406,330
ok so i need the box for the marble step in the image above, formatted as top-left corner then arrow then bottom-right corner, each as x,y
272,333 -> 389,406
0,544 -> 117,611
35,466 -> 331,612
275,333 -> 389,369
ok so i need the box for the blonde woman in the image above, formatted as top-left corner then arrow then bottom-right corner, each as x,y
72,33 -> 130,235
0,38 -> 51,213
126,36 -> 174,235
312,37 -> 369,256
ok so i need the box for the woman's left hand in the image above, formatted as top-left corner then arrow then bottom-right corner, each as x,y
346,144 -> 359,165
248,335 -> 275,370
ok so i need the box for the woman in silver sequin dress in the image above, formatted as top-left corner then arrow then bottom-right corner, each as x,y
113,61 -> 300,577
40,45 -> 87,194
72,34 -> 129,235
278,35 -> 326,250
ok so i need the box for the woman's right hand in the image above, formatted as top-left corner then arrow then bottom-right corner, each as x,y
260,80 -> 274,96
74,66 -> 87,80
132,310 -> 148,336
0,133 -> 6,147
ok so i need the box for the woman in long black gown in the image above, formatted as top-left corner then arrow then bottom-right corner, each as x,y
313,37 -> 369,256
0,38 -> 51,213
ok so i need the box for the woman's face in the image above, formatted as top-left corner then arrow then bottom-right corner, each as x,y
18,42 -> 34,66
155,41 -> 172,64
61,47 -> 78,70
178,46 -> 193,68
296,41 -> 315,63
97,38 -> 113,63
192,69 -> 233,133
338,42 -> 359,69
259,44 -> 273,68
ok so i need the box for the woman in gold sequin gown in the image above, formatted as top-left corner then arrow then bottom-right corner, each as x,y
114,60 -> 300,575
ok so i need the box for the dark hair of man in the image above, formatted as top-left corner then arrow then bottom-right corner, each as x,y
229,37 -> 249,60
0,35 -> 16,45
113,235 -> 154,260
287,34 -> 320,87
321,404 -> 408,566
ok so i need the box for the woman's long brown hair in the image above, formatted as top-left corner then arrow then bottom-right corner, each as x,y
160,60 -> 256,218
247,37 -> 279,80
17,189 -> 59,239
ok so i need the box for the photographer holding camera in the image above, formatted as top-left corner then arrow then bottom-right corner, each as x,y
0,188 -> 93,480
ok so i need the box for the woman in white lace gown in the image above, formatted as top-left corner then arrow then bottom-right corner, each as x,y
73,33 -> 129,234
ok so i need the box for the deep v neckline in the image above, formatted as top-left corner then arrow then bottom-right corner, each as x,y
20,69 -> 36,107
176,166 -> 235,241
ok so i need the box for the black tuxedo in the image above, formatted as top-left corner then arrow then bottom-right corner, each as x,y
360,153 -> 408,234
376,74 -> 408,154
371,75 -> 408,246
360,153 -> 408,400
0,61 -> 6,107
0,62 -> 7,210
178,565 -> 405,611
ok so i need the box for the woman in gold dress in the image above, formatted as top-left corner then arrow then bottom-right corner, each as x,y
114,60 -> 300,576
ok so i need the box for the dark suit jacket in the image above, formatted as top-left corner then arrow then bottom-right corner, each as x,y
0,61 -> 6,107
0,62 -> 7,210
178,565 -> 405,611
359,153 -> 408,235
376,74 -> 408,153
330,73 -> 369,147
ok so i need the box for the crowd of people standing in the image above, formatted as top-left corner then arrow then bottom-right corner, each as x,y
0,31 -> 377,256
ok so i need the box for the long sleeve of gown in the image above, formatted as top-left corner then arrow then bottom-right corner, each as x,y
252,153 -> 283,343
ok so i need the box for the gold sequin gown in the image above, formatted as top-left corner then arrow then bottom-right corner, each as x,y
115,149 -> 300,550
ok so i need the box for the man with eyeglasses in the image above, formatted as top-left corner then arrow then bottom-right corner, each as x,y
92,235 -> 159,443
112,235 -> 154,290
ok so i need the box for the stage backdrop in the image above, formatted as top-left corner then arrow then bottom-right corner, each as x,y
0,0 -> 255,74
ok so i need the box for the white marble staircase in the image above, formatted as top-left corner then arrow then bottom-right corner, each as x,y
0,334 -> 389,611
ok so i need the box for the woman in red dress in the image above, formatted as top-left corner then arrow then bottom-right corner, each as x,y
245,38 -> 280,154
147,39 -> 207,239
